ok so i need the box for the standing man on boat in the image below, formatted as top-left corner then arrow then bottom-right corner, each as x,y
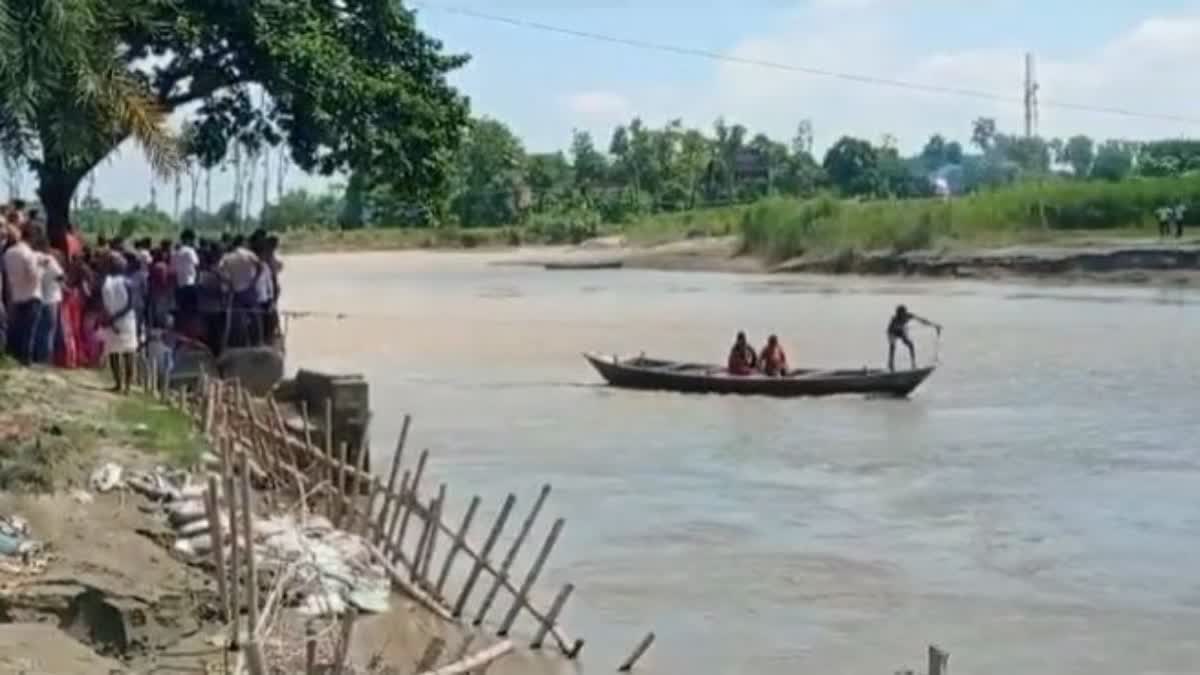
887,305 -> 941,371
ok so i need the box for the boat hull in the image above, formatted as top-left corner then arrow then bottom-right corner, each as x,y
543,260 -> 624,270
584,353 -> 934,398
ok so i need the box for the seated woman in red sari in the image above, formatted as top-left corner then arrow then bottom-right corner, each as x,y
759,334 -> 789,376
726,331 -> 758,375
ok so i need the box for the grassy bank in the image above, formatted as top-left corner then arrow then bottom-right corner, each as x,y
739,176 -> 1200,261
0,365 -> 206,491
273,176 -> 1199,258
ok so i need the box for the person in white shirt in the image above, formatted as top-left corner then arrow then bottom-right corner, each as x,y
3,224 -> 45,364
32,238 -> 64,365
171,228 -> 200,320
218,235 -> 262,346
100,253 -> 138,392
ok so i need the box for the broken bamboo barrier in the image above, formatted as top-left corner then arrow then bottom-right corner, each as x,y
396,448 -> 430,557
474,484 -> 551,626
435,495 -> 481,597
453,493 -> 516,618
929,645 -> 949,675
239,451 -> 259,634
530,583 -> 574,649
617,632 -> 656,672
497,517 -> 565,637
367,544 -> 454,621
205,476 -> 231,622
417,640 -> 514,675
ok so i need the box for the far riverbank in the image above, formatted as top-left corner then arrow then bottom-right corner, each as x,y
291,230 -> 1200,286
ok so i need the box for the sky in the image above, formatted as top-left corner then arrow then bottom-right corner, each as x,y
18,0 -> 1200,211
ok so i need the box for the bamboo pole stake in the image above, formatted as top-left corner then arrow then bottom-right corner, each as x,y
324,398 -> 336,520
497,517 -> 565,636
205,476 -> 230,622
417,640 -> 514,675
223,437 -> 241,644
347,410 -> 373,498
332,607 -> 358,675
617,632 -> 656,672
473,484 -> 551,626
381,470 -> 410,554
351,477 -> 381,538
435,495 -> 480,597
420,484 -> 446,586
453,493 -> 516,618
929,645 -> 949,675
202,376 -> 215,437
239,451 -> 259,635
244,641 -> 267,675
375,416 -> 411,542
304,621 -> 317,675
411,492 -> 437,583
347,434 -> 368,513
396,448 -> 430,554
530,583 -> 574,649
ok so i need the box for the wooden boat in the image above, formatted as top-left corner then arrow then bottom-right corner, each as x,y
543,260 -> 624,270
583,353 -> 935,398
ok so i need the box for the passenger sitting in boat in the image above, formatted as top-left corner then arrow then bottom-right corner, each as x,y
727,331 -> 757,375
759,334 -> 788,376
887,304 -> 941,371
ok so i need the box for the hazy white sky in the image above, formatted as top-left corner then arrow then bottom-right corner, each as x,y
18,0 -> 1200,211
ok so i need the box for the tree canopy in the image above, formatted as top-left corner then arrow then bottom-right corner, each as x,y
0,0 -> 470,241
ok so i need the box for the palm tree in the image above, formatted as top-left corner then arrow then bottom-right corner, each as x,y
0,0 -> 179,242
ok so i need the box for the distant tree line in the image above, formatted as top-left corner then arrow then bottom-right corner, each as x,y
72,115 -> 1200,235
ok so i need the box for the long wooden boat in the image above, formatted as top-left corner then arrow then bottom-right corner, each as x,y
583,353 -> 935,398
543,260 -> 624,270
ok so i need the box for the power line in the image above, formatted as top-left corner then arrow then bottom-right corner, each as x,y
416,2 -> 1200,127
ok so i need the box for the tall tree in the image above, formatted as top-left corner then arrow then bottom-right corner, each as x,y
0,0 -> 470,244
0,0 -> 180,243
1061,135 -> 1095,177
971,117 -> 998,154
823,136 -> 879,197
448,117 -> 527,227
569,130 -> 607,199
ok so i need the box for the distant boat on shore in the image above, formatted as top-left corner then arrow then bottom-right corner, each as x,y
543,260 -> 624,271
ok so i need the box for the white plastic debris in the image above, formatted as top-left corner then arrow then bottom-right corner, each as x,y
251,513 -> 391,616
89,462 -> 124,493
167,498 -> 208,527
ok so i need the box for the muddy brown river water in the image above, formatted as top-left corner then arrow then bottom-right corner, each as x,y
282,250 -> 1200,675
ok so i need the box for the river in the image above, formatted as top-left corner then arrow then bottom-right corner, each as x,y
282,250 -> 1200,675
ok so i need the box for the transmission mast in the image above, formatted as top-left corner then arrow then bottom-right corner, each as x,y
1024,52 -> 1039,138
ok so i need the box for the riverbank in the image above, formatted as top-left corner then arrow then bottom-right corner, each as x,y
0,365 -> 584,675
489,233 -> 1200,285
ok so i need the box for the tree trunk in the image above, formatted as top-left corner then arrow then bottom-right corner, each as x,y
37,166 -> 84,251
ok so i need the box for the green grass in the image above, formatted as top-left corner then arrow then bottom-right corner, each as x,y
112,395 -> 208,468
736,176 -> 1200,262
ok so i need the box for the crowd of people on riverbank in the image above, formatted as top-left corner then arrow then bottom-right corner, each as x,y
0,199 -> 283,392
